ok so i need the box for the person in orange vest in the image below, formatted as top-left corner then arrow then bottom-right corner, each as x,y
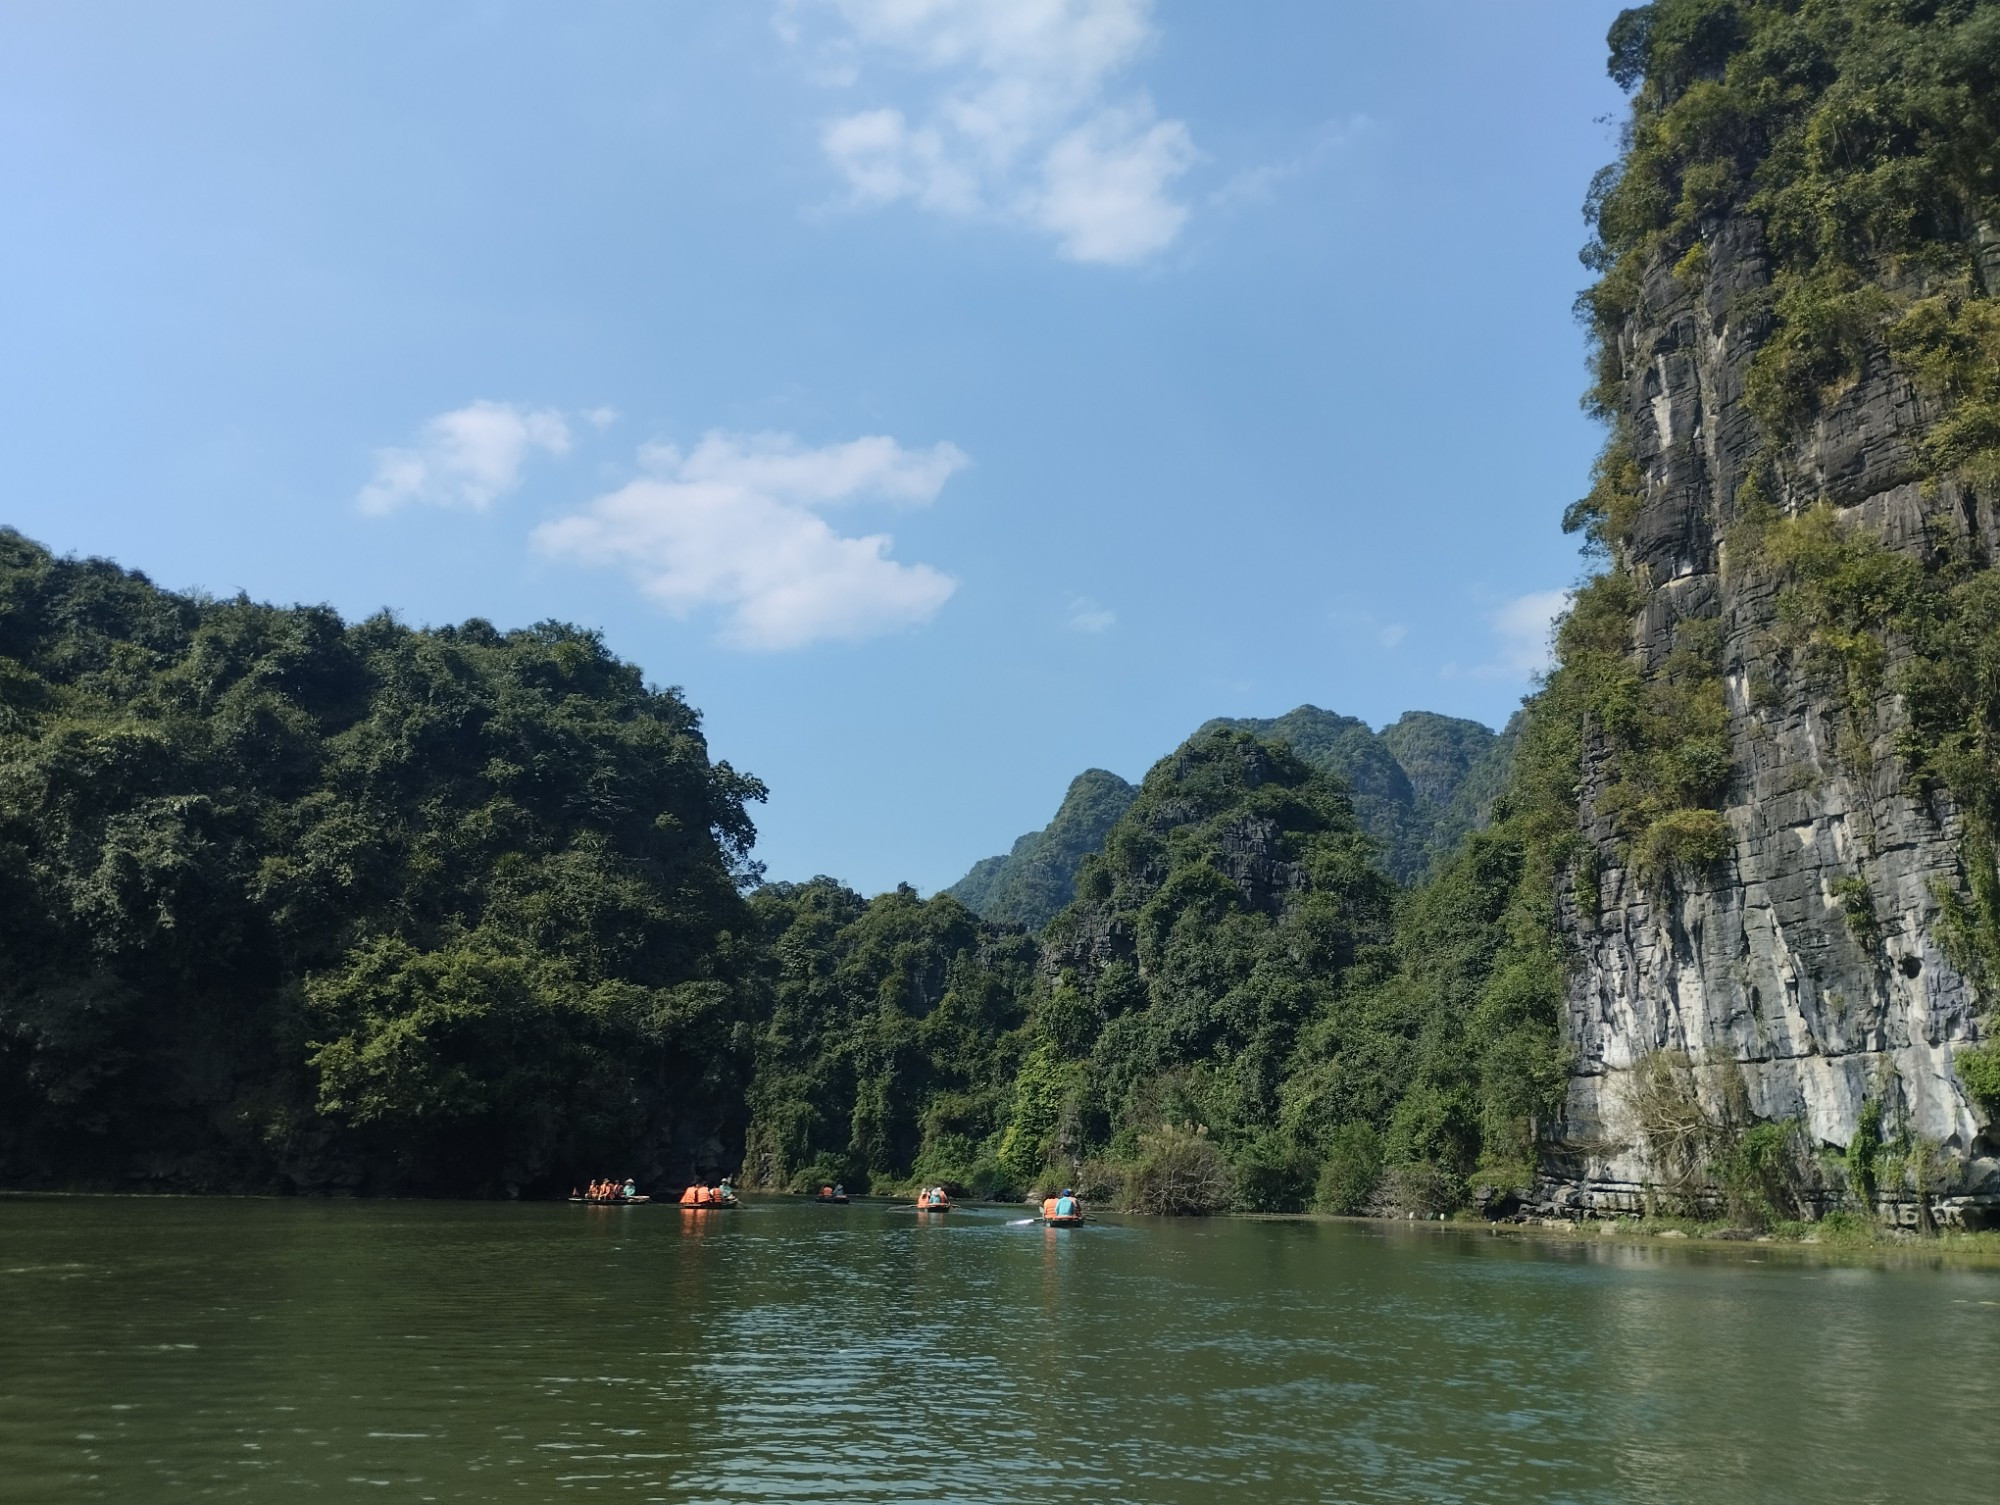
1040,1192 -> 1059,1219
679,1184 -> 699,1205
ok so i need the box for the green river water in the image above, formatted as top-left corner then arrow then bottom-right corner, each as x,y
0,1195 -> 1994,1503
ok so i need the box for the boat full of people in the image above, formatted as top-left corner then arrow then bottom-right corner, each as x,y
572,1177 -> 649,1204
814,1184 -> 850,1204
679,1178 -> 740,1208
915,1185 -> 952,1211
1040,1189 -> 1084,1226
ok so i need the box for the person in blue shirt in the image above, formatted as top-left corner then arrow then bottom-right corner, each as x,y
1054,1189 -> 1079,1218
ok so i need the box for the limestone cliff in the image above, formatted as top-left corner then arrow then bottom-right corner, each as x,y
1546,1 -> 2000,1222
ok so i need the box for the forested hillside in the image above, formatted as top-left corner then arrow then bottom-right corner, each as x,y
0,529 -> 766,1195
0,527 -> 1559,1210
729,724 -> 1562,1213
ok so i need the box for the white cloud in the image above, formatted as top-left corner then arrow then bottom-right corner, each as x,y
357,401 -> 571,515
1441,590 -> 1573,681
1492,589 -> 1573,675
1326,603 -> 1406,653
1065,595 -> 1115,633
533,431 -> 966,651
1032,107 -> 1192,262
790,0 -> 1195,264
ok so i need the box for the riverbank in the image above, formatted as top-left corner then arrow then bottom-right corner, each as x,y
1231,1207 -> 2000,1267
1433,1211 -> 2000,1267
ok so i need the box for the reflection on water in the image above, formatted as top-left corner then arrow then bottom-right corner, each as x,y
0,1196 -> 1994,1503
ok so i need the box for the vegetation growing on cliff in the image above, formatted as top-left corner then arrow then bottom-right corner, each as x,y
1570,0 -> 2000,1137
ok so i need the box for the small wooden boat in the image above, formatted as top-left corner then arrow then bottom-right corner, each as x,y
814,1193 -> 850,1204
1043,1213 -> 1083,1227
915,1197 -> 953,1212
570,1194 -> 651,1205
679,1194 -> 741,1209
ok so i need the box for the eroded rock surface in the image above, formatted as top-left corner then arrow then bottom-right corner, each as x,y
1552,215 -> 1998,1214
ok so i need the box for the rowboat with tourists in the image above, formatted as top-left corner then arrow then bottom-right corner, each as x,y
571,1177 -> 650,1204
814,1184 -> 850,1204
679,1179 -> 740,1209
915,1185 -> 952,1212
1040,1189 -> 1084,1227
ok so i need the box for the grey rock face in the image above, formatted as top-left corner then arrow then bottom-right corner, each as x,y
1554,213 -> 1997,1211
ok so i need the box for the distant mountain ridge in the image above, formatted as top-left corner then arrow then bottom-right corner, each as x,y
947,768 -> 1138,928
1208,708 -> 1516,884
947,706 -> 1515,926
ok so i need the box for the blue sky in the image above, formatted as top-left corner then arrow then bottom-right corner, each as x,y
1,1 -> 1630,895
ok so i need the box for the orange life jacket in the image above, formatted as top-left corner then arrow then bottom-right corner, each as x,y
679,1185 -> 698,1205
1041,1197 -> 1059,1219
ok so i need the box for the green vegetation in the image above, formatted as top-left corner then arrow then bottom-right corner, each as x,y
0,528 -> 765,1194
739,879 -> 1031,1195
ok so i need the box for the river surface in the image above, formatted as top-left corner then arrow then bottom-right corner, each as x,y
0,1196 -> 1995,1503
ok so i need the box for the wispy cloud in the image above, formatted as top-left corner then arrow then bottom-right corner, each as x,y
1210,114 -> 1373,211
358,400 -> 571,515
1492,589 -> 1572,675
533,431 -> 967,651
1065,595 -> 1116,632
1441,589 -> 1573,681
1327,603 -> 1407,653
789,0 -> 1196,265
